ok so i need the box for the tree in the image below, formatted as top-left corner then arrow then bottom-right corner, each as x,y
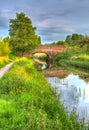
80,35 -> 89,51
9,12 -> 41,56
65,35 -> 73,46
65,33 -> 84,46
0,37 -> 10,56
56,40 -> 68,46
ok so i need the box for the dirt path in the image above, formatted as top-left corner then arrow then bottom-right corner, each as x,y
0,62 -> 14,78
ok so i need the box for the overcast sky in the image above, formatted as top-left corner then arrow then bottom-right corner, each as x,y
0,0 -> 89,43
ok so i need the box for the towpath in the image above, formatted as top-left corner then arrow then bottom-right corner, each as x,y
0,62 -> 14,78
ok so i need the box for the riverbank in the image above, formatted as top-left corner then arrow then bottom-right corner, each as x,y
0,58 -> 85,129
53,50 -> 89,73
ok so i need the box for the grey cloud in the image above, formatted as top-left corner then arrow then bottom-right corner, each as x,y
0,9 -> 17,29
38,27 -> 70,34
37,26 -> 74,43
0,10 -> 10,28
38,9 -> 72,21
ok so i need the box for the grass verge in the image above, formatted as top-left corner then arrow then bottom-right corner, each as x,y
0,58 -> 85,130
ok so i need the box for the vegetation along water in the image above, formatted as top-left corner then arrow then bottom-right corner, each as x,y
1,12 -> 89,129
0,58 -> 86,130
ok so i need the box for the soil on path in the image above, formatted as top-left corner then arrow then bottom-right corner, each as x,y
0,62 -> 14,78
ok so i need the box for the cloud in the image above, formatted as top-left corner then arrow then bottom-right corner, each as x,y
0,10 -> 10,28
0,0 -> 89,43
37,18 -> 74,32
36,20 -> 74,43
37,9 -> 72,21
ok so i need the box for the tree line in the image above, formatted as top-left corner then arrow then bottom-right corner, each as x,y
53,33 -> 89,52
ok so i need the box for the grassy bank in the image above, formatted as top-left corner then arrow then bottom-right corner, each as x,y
0,58 -> 85,130
53,50 -> 89,72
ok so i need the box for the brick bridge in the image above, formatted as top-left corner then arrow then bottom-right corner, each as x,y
33,45 -> 67,60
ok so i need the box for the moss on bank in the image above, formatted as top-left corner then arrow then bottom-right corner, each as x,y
0,58 -> 85,129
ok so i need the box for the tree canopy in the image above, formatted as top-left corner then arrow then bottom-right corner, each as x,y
9,12 -> 41,56
0,37 -> 10,56
65,33 -> 84,46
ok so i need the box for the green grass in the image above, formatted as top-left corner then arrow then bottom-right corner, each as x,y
53,50 -> 89,72
0,58 -> 85,130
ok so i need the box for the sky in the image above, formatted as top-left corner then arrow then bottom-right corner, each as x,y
0,0 -> 89,44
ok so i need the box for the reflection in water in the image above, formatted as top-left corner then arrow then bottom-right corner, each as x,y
47,74 -> 89,123
42,64 -> 47,70
34,59 -> 89,123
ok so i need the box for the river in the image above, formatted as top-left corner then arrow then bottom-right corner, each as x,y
47,73 -> 89,123
34,59 -> 89,123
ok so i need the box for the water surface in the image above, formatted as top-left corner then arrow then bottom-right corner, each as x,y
47,73 -> 89,122
34,59 -> 89,123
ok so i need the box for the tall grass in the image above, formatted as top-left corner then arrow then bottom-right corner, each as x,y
0,58 -> 85,129
53,50 -> 89,72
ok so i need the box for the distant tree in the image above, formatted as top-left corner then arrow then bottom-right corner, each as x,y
9,12 -> 41,56
80,35 -> 89,51
65,33 -> 84,46
56,40 -> 68,46
65,35 -> 73,46
72,33 -> 79,40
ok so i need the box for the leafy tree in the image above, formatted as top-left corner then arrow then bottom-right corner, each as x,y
72,33 -> 79,40
9,12 -> 41,56
0,37 -> 10,56
3,36 -> 10,43
80,35 -> 89,51
65,33 -> 84,46
65,35 -> 73,46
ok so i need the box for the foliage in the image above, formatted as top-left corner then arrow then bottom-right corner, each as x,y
0,56 -> 9,68
0,37 -> 10,56
0,58 -> 84,129
65,33 -> 89,52
9,12 -> 41,56
53,50 -> 89,72
56,40 -> 69,46
65,33 -> 84,46
79,35 -> 89,51
0,37 -> 10,68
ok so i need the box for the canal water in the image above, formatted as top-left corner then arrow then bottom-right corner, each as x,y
47,73 -> 89,123
34,59 -> 89,123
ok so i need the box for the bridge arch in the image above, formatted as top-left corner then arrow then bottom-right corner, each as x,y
32,51 -> 51,65
33,45 -> 67,57
32,45 -> 67,68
